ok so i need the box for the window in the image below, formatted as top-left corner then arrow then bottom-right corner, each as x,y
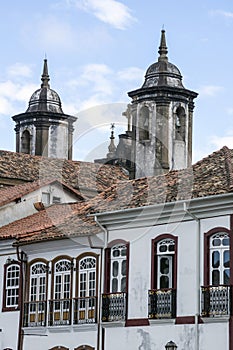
24,261 -> 47,327
175,106 -> 186,141
110,244 -> 127,293
201,228 -> 231,317
75,255 -> 97,324
209,232 -> 230,285
149,235 -> 177,319
21,130 -> 31,154
3,262 -> 20,311
157,238 -> 175,289
204,228 -> 231,286
50,258 -> 72,325
52,196 -> 61,204
139,106 -> 149,141
42,192 -> 50,205
102,242 -> 129,322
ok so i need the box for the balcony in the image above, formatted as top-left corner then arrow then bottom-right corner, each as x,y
49,299 -> 72,326
23,301 -> 47,327
73,296 -> 97,324
148,288 -> 176,319
23,297 -> 98,327
201,285 -> 231,317
101,292 -> 126,322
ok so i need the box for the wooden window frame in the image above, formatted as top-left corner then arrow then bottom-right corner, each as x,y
2,261 -> 21,312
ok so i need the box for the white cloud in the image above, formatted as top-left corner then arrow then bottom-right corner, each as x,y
7,63 -> 33,78
73,0 -> 136,29
210,132 -> 233,150
210,10 -> 233,19
198,85 -> 223,97
117,67 -> 144,82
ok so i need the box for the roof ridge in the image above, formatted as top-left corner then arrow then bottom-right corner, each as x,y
221,146 -> 233,190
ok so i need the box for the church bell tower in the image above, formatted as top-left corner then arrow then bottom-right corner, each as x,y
122,30 -> 198,179
12,59 -> 77,160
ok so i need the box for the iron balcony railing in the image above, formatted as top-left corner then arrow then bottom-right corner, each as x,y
23,296 -> 98,327
148,288 -> 176,319
49,298 -> 72,326
201,285 -> 231,317
23,300 -> 47,327
102,292 -> 127,322
73,296 -> 97,324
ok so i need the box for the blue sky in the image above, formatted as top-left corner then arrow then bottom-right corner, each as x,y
0,0 -> 233,163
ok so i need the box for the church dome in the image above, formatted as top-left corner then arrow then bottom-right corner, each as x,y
142,30 -> 184,89
26,59 -> 63,114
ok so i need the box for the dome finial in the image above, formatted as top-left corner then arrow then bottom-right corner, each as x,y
158,28 -> 168,62
41,58 -> 50,88
106,123 -> 116,159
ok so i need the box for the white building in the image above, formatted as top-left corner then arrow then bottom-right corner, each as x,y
0,30 -> 232,350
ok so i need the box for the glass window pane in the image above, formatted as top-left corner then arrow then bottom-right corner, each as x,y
168,245 -> 175,252
112,278 -> 118,293
112,261 -> 118,277
121,248 -> 127,256
121,260 -> 126,276
224,269 -> 230,285
121,277 -> 126,292
160,276 -> 169,289
212,270 -> 219,286
223,238 -> 230,246
212,238 -> 221,246
212,251 -> 220,268
159,245 -> 167,253
224,250 -> 230,268
160,257 -> 169,274
113,249 -> 120,257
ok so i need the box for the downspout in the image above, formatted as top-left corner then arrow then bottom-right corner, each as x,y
94,216 -> 108,350
16,245 -> 28,350
183,203 -> 200,350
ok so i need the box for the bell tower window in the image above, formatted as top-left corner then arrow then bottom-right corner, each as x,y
139,106 -> 149,141
175,106 -> 186,141
21,130 -> 31,154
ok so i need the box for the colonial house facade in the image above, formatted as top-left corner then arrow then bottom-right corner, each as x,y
0,30 -> 232,350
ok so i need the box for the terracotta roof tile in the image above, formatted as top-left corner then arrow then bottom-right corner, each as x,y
0,202 -> 84,240
9,146 -> 233,245
0,150 -> 128,194
0,179 -> 84,207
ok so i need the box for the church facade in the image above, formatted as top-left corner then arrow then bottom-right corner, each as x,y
0,30 -> 232,350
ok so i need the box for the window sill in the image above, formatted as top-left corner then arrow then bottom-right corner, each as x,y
201,316 -> 230,324
22,327 -> 47,335
73,323 -> 97,332
101,321 -> 125,328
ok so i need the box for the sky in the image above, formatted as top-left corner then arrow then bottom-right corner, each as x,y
0,0 -> 233,163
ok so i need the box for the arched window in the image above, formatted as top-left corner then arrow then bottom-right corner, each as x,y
49,347 -> 69,350
210,232 -> 230,286
24,261 -> 47,327
202,228 -> 231,317
102,241 -> 129,321
3,261 -> 20,311
175,106 -> 186,141
149,235 -> 177,319
75,346 -> 94,350
139,106 -> 149,141
74,255 -> 97,324
110,244 -> 127,293
50,258 -> 72,326
21,130 -> 31,154
156,238 -> 175,289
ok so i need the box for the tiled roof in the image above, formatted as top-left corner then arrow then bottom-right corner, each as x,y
8,146 -> 233,245
0,179 -> 84,207
0,202 -> 86,240
0,150 -> 128,194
